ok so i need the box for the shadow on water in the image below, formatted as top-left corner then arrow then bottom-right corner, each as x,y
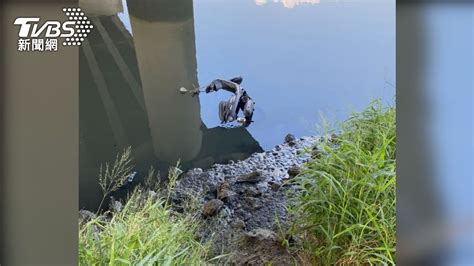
79,0 -> 262,210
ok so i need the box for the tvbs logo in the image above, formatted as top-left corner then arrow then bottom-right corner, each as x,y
13,7 -> 93,52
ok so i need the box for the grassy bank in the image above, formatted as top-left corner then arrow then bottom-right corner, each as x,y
290,101 -> 396,265
79,100 -> 396,265
79,160 -> 211,265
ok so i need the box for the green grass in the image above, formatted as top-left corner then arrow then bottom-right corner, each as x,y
79,156 -> 211,265
290,100 -> 396,265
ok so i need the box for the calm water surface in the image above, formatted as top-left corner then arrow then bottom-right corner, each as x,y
79,0 -> 395,209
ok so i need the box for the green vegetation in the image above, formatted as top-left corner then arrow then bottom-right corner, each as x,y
79,151 -> 211,265
290,101 -> 396,265
97,147 -> 134,213
79,100 -> 396,265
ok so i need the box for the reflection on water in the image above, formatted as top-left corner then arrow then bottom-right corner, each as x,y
79,0 -> 394,210
79,0 -> 263,210
128,0 -> 202,163
80,0 -> 123,16
255,0 -> 320,8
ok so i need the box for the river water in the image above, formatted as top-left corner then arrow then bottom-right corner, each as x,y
79,0 -> 395,210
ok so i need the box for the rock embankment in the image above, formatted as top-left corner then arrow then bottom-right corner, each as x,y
172,134 -> 322,264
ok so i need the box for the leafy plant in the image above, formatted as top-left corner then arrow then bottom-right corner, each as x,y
97,147 -> 134,213
144,166 -> 161,191
80,159 -> 211,265
290,100 -> 396,265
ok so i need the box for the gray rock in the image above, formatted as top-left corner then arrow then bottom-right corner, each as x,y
245,187 -> 261,197
288,165 -> 302,177
202,199 -> 224,217
79,210 -> 96,223
231,219 -> 246,229
222,205 -> 233,218
243,228 -> 278,242
284,134 -> 297,147
311,149 -> 322,159
193,168 -> 203,174
284,134 -> 296,144
236,171 -> 264,184
217,181 -> 235,201
235,208 -> 252,221
147,190 -> 158,201
256,182 -> 269,192
111,200 -> 123,212
271,182 -> 281,191
245,196 -> 262,210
